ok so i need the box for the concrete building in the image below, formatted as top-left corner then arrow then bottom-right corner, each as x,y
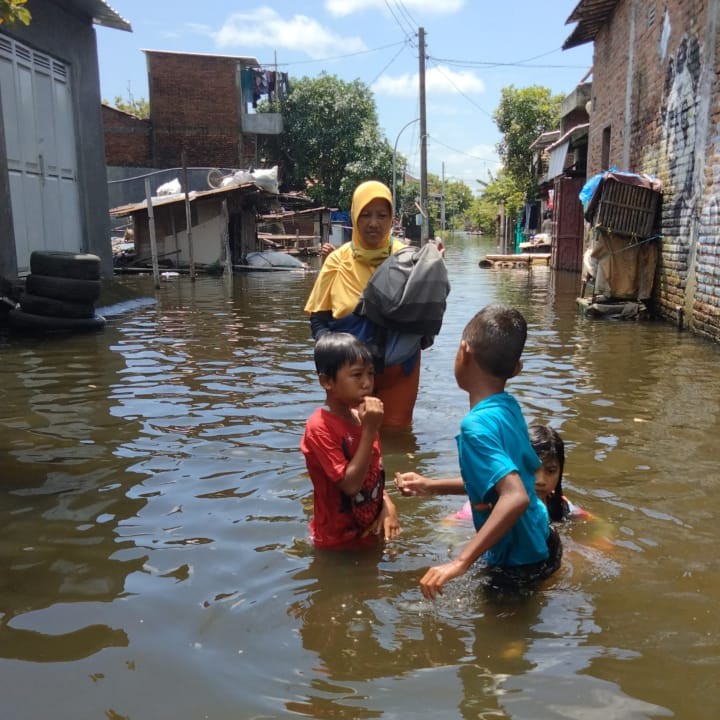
0,0 -> 130,281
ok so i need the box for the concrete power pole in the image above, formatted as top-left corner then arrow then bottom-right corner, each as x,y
441,161 -> 446,232
419,27 -> 429,245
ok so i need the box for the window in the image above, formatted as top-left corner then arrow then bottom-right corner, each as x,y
601,126 -> 611,169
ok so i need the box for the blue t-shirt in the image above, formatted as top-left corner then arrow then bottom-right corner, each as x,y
456,392 -> 549,567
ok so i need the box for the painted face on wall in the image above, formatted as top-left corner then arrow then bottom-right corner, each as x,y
662,34 -> 701,221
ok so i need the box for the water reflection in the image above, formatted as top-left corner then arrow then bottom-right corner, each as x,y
0,333 -> 146,662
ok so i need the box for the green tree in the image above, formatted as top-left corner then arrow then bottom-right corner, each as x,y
468,195 -> 497,235
258,73 -> 392,208
440,179 -> 474,230
473,169 -> 526,234
494,85 -> 563,196
105,95 -> 150,119
0,0 -> 30,26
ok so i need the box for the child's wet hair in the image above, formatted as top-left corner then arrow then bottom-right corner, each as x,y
529,424 -> 566,521
314,332 -> 373,380
462,304 -> 527,379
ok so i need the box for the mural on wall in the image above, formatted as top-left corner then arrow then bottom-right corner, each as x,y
661,34 -> 701,228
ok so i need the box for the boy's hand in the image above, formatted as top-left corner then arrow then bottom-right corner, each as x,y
358,396 -> 384,433
420,559 -> 469,600
362,493 -> 401,541
394,471 -> 432,496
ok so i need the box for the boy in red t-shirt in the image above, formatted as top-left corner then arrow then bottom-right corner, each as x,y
301,333 -> 401,549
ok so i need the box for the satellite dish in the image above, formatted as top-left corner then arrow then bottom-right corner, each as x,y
207,168 -> 224,188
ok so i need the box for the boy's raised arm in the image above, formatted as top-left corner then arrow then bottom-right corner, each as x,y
339,396 -> 384,496
419,471 -> 529,600
394,472 -> 465,496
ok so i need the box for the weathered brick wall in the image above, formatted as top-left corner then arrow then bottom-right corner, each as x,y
101,104 -> 152,167
147,51 -> 246,168
587,0 -> 720,341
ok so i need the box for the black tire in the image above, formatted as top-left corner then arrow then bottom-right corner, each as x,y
8,307 -> 106,333
19,293 -> 95,319
30,251 -> 101,281
26,273 -> 102,303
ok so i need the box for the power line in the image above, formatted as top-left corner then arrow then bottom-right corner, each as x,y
258,40 -> 406,67
368,39 -> 412,86
393,0 -> 420,32
383,0 -> 416,45
430,56 -> 590,70
427,134 -> 500,165
427,60 -> 494,118
430,44 -> 591,70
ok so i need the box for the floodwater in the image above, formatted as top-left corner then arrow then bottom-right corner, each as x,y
0,233 -> 718,720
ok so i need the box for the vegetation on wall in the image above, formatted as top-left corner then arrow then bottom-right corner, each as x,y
0,0 -> 30,27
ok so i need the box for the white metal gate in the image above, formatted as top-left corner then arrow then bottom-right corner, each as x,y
0,35 -> 82,273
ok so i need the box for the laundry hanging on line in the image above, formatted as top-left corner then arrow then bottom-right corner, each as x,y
241,68 -> 290,108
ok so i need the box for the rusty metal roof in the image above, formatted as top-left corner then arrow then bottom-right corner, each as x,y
547,123 -> 590,152
563,0 -> 620,49
109,182 -> 265,217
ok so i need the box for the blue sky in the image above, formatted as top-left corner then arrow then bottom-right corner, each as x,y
97,0 -> 593,192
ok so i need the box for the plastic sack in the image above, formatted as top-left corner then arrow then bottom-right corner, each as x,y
252,166 -> 279,193
221,170 -> 254,187
157,178 -> 182,196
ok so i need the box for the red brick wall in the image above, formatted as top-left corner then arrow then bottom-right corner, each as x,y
102,104 -> 151,167
587,0 -> 720,341
147,51 -> 245,168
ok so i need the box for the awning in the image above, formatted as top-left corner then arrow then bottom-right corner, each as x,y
547,141 -> 570,179
69,1 -> 132,31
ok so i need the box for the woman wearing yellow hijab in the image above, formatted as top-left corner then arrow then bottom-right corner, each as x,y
304,180 -> 420,427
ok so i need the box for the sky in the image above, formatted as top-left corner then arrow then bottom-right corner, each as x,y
96,0 -> 594,193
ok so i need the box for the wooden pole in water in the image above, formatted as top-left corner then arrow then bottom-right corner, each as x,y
182,151 -> 196,282
144,177 -> 161,289
221,198 -> 233,283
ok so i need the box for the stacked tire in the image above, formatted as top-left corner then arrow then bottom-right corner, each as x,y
9,251 -> 106,333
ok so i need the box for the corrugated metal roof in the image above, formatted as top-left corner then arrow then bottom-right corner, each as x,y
563,0 -> 619,49
547,123 -> 590,151
530,130 -> 561,151
60,0 -> 132,32
109,182 -> 265,217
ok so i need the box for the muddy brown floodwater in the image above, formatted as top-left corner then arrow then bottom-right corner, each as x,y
0,233 -> 718,719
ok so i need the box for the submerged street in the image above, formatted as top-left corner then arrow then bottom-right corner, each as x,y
0,233 -> 718,719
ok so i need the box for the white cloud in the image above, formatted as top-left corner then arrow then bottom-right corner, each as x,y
326,0 -> 464,16
214,8 -> 366,59
373,65 -> 484,97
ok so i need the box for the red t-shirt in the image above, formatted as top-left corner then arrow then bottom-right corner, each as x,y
300,407 -> 384,549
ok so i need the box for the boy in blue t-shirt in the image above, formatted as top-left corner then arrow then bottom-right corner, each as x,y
395,304 -> 560,599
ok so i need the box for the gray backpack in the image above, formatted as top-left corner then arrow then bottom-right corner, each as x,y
354,243 -> 450,339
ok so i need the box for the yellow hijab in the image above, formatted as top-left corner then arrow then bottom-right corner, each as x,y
305,181 -> 404,318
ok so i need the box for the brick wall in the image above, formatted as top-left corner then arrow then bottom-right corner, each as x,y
101,104 -> 151,167
587,0 -> 720,341
147,51 -> 247,168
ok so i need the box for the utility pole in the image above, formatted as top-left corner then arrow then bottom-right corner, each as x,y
441,161 -> 446,232
418,26 -> 428,245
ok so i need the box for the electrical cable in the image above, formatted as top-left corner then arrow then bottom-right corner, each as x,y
258,40 -> 406,67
